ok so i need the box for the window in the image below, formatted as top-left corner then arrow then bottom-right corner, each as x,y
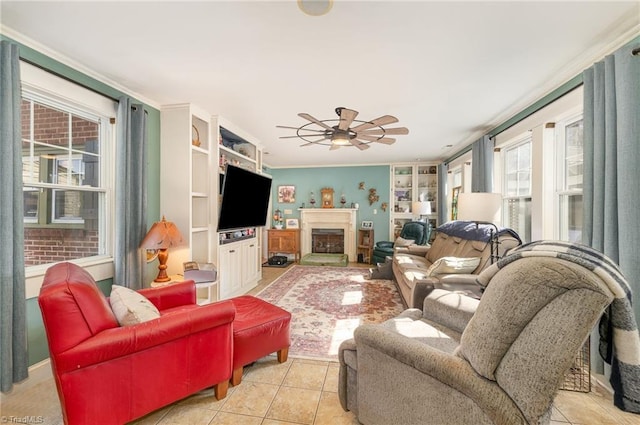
21,90 -> 112,268
503,138 -> 532,242
557,116 -> 583,242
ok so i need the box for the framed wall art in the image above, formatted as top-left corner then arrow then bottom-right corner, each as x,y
361,220 -> 373,229
285,218 -> 299,229
451,186 -> 461,220
278,185 -> 296,203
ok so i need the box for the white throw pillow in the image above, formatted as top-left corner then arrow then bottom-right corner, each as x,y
394,236 -> 415,247
109,285 -> 160,326
426,257 -> 481,276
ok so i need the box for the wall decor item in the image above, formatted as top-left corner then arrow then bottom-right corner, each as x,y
368,188 -> 379,205
278,185 -> 296,203
381,202 -> 388,212
310,191 -> 316,207
451,186 -> 461,220
361,220 -> 373,229
321,187 -> 334,208
286,218 -> 299,229
359,182 -> 365,190
273,208 -> 284,229
340,193 -> 347,207
191,125 -> 201,147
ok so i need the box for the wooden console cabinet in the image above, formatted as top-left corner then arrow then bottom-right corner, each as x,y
267,229 -> 301,262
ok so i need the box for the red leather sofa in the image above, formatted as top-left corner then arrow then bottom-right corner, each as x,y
38,262 -> 235,425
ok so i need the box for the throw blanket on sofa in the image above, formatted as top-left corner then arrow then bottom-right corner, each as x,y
476,240 -> 640,413
437,220 -> 522,244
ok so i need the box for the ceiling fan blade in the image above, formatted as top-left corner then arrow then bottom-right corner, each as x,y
300,142 -> 315,147
351,115 -> 399,132
348,138 -> 369,150
375,137 -> 396,145
354,133 -> 380,142
276,125 -> 325,132
338,108 -> 358,131
279,134 -> 326,139
359,127 -> 409,136
298,113 -> 333,130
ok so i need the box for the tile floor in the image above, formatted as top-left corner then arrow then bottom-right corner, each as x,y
2,263 -> 639,425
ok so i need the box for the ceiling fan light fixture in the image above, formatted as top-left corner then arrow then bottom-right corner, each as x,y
331,130 -> 350,146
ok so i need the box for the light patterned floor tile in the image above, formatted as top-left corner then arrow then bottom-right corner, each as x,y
209,411 -> 263,425
243,357 -> 293,386
177,386 -> 234,411
282,361 -> 328,391
130,405 -> 173,424
323,364 -> 340,392
157,405 -> 217,425
265,386 -> 321,425
220,382 -> 279,417
313,391 -> 359,425
555,390 -> 631,425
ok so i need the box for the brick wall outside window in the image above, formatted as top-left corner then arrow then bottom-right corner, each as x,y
23,100 -> 101,266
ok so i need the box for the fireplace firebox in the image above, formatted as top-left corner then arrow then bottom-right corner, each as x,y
312,228 -> 345,254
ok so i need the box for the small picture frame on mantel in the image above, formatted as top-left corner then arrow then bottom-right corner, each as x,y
361,220 -> 373,229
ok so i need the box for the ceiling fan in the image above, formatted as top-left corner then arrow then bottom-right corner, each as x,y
277,107 -> 409,150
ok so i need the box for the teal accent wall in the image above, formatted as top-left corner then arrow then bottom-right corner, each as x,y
269,165 -> 391,244
2,35 -> 161,366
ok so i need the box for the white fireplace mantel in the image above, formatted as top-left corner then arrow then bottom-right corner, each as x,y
299,208 -> 357,260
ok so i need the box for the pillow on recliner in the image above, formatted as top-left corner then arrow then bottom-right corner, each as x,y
394,236 -> 415,247
109,285 -> 160,326
426,257 -> 481,276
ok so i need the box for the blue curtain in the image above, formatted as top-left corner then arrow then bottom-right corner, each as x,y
471,135 -> 493,192
0,41 -> 28,393
437,163 -> 447,225
583,42 -> 640,392
114,97 -> 148,290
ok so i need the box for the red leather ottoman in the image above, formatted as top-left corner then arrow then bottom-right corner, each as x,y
230,295 -> 291,385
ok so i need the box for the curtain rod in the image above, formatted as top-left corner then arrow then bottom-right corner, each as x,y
444,76 -> 582,166
20,57 -> 120,103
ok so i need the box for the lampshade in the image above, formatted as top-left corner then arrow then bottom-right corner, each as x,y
140,216 -> 185,282
412,201 -> 432,216
140,216 -> 184,249
456,192 -> 502,223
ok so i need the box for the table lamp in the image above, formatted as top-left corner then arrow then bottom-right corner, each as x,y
456,192 -> 502,262
140,216 -> 185,282
412,201 -> 432,221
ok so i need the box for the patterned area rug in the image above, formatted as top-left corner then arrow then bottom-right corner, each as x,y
257,265 -> 404,360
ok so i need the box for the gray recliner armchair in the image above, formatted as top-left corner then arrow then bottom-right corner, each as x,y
372,221 -> 430,264
339,241 -> 635,424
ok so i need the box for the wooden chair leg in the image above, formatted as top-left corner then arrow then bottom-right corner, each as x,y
231,367 -> 243,386
277,347 -> 289,363
214,380 -> 228,400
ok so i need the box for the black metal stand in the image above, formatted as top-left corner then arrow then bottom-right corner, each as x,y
473,221 -> 501,263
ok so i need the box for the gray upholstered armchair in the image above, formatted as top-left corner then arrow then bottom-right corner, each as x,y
339,241 -> 632,424
371,221 -> 430,264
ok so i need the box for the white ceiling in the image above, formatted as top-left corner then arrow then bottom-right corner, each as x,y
2,1 -> 638,168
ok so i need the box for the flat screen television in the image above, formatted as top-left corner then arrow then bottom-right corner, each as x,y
217,164 -> 272,232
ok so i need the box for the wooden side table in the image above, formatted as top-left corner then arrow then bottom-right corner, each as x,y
150,274 -> 217,305
357,228 -> 374,264
267,228 -> 301,262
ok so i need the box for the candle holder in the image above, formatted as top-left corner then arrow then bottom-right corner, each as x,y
310,192 -> 316,208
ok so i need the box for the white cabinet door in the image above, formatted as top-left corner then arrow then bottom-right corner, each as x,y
242,240 -> 260,284
219,243 -> 242,299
